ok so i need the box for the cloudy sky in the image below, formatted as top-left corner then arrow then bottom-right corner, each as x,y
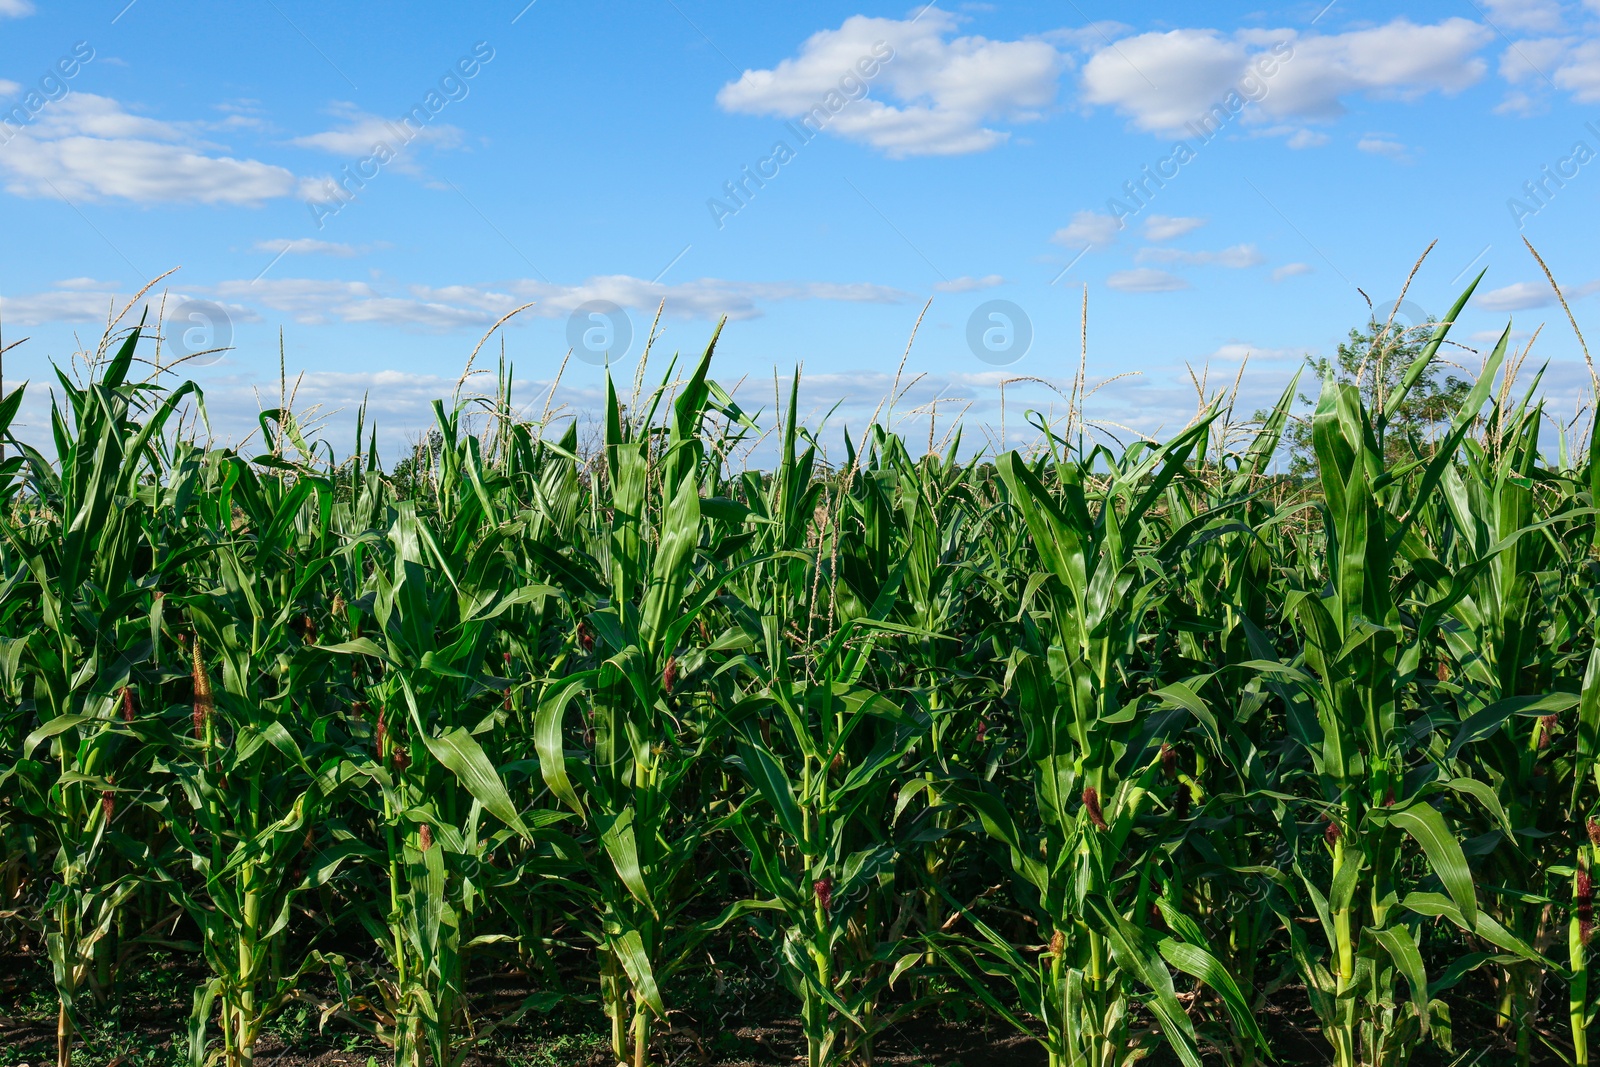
1,0 -> 1597,453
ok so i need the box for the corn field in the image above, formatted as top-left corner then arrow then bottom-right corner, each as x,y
1,277 -> 1599,1067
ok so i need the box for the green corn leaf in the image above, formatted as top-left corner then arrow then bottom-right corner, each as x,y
1446,692 -> 1579,759
610,930 -> 665,1016
1086,896 -> 1204,1067
420,727 -> 530,839
23,713 -> 94,757
733,741 -> 808,850
1389,802 -> 1477,929
1401,892 -> 1550,967
1158,938 -> 1271,1054
1370,924 -> 1430,1031
1576,648 -> 1600,810
598,808 -> 653,911
534,675 -> 590,816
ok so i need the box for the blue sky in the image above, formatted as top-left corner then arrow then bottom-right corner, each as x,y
1,0 -> 1597,456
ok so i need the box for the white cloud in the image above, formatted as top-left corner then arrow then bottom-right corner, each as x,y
1081,19 -> 1492,137
1481,0 -> 1564,33
1553,40 -> 1600,103
1040,22 -> 1135,52
934,274 -> 1005,292
0,0 -> 35,16
1495,37 -> 1600,105
269,369 -> 471,418
1357,135 -> 1413,160
1053,210 -> 1122,249
1499,37 -> 1575,85
1202,342 -> 1306,363
1106,268 -> 1189,292
1494,89 -> 1545,116
1476,279 -> 1600,311
716,10 -> 1065,157
214,279 -> 481,330
0,281 -> 264,331
1273,263 -> 1313,282
1477,282 -> 1551,311
1265,19 -> 1492,118
0,93 -> 301,204
1082,29 -> 1245,134
517,277 -> 911,322
214,274 -> 914,330
1143,214 -> 1206,241
1286,128 -> 1329,148
1136,243 -> 1264,268
1470,328 -> 1533,344
0,283 -> 125,326
291,104 -> 462,172
254,238 -> 367,257
0,79 -> 20,95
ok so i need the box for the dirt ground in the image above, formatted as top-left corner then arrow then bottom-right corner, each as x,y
0,947 -> 1555,1066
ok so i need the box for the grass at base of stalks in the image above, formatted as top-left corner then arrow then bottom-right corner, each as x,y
0,946 -> 1536,1067
0,942 -> 1043,1067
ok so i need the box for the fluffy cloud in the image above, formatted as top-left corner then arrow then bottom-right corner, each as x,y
1481,0 -> 1565,33
1081,29 -> 1247,134
1476,279 -> 1600,311
1286,128 -> 1330,148
934,274 -> 1005,292
1202,342 -> 1307,363
1081,19 -> 1492,137
291,104 -> 463,172
1561,43 -> 1600,103
1509,39 -> 1600,104
0,0 -> 35,16
1052,210 -> 1121,249
1106,268 -> 1189,292
0,280 -> 261,331
0,281 -> 125,326
254,238 -> 369,257
213,274 -> 914,330
1263,19 -> 1492,118
1135,243 -> 1265,268
0,93 -> 302,204
1272,263 -> 1313,282
1470,328 -> 1533,344
717,10 -> 1065,156
1143,214 -> 1206,241
1357,135 -> 1413,160
212,279 -> 484,330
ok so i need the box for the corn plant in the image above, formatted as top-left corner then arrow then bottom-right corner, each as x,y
939,419 -> 1265,1067
2,327 -> 197,1067
146,450 -> 361,1067
327,444 -> 545,1067
723,610 -> 938,1065
1263,299 -> 1556,1067
535,338 -> 750,1067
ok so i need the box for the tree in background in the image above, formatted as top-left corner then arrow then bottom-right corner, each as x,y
1277,316 -> 1471,479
